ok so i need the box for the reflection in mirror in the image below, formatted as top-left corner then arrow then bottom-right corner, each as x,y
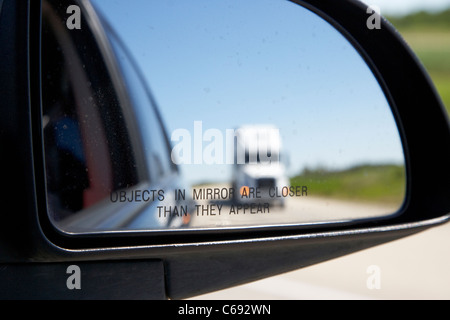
41,0 -> 406,233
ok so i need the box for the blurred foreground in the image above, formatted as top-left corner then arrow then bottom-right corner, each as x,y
190,221 -> 450,300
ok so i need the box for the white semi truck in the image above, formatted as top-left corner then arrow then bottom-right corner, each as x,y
231,125 -> 289,206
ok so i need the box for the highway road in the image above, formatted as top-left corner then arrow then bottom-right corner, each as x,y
189,219 -> 450,300
187,187 -> 399,229
180,184 -> 450,300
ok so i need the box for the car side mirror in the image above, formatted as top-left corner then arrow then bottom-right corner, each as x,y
0,0 -> 448,300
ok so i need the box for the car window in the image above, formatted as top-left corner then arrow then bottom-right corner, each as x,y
106,30 -> 176,180
41,0 -> 140,221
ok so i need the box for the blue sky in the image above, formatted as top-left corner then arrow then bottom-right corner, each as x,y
91,0 -> 407,185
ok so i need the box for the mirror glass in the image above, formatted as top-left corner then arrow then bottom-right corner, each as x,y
41,0 -> 406,233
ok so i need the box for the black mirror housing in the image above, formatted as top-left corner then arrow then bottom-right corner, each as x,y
0,0 -> 449,299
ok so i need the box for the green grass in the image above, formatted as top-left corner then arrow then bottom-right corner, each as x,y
385,12 -> 450,116
403,35 -> 450,115
398,30 -> 450,115
290,164 -> 406,205
386,9 -> 450,31
430,73 -> 450,114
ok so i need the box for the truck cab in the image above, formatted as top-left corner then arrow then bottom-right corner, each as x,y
231,125 -> 289,207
